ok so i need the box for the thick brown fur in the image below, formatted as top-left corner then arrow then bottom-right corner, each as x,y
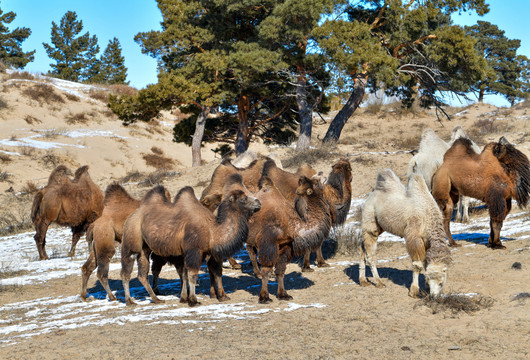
247,175 -> 331,303
432,137 -> 530,249
80,183 -> 142,300
31,165 -> 104,260
120,175 -> 261,306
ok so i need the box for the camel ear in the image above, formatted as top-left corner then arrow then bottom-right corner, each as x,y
306,188 -> 313,195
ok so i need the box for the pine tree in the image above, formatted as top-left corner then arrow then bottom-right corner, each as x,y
43,11 -> 100,82
81,34 -> 102,83
0,6 -> 35,68
100,38 -> 128,84
465,21 -> 527,104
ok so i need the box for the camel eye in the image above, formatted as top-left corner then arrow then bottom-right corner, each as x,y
240,197 -> 247,203
306,188 -> 313,195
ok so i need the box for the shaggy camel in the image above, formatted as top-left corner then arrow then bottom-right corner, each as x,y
261,158 -> 352,271
361,169 -> 452,297
407,126 -> 481,223
80,183 -> 145,300
247,176 -> 331,303
432,137 -> 530,249
31,165 -> 104,260
121,174 -> 261,306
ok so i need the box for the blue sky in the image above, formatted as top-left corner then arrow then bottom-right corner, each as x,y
2,0 -> 528,106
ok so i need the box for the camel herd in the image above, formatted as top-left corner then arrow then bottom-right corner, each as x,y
30,127 -> 530,306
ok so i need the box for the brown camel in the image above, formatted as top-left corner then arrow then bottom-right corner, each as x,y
31,165 -> 104,260
261,158 -> 352,271
432,137 -> 530,249
247,175 -> 331,303
80,183 -> 145,300
120,174 -> 261,306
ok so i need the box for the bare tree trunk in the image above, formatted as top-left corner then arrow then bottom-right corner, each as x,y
323,75 -> 367,143
478,84 -> 485,103
191,106 -> 211,167
296,72 -> 312,152
235,95 -> 251,155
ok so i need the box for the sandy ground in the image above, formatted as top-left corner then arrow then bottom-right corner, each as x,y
0,71 -> 529,359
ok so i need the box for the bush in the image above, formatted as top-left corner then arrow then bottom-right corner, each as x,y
64,93 -> 80,102
88,89 -> 109,102
65,112 -> 89,125
24,115 -> 42,125
0,96 -> 8,110
22,84 -> 64,105
0,153 -> 12,164
282,144 -> 338,169
7,71 -> 35,81
142,153 -> 175,170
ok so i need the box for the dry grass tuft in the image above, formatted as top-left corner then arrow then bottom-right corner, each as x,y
394,135 -> 419,149
65,112 -> 89,125
150,146 -> 164,155
142,153 -> 175,170
282,144 -> 338,169
0,96 -> 7,110
0,207 -> 33,236
22,84 -> 64,105
0,171 -> 12,183
351,155 -> 375,166
88,89 -> 109,102
121,170 -> 145,184
107,84 -> 138,97
0,61 -> 6,73
7,71 -> 35,81
22,181 -> 39,194
0,153 -> 12,164
330,226 -> 361,256
420,293 -> 494,314
24,115 -> 42,125
65,93 -> 80,102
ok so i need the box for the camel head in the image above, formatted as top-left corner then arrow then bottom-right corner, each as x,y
424,262 -> 448,298
200,193 -> 222,212
333,158 -> 353,183
225,189 -> 261,215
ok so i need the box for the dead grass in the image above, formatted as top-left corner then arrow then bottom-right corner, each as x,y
120,170 -> 145,184
24,115 -> 42,125
21,181 -> 39,194
65,93 -> 80,102
0,171 -> 12,183
88,89 -> 109,102
394,135 -> 420,149
330,226 -> 361,256
0,207 -> 33,236
150,146 -> 163,155
41,152 -> 60,168
0,153 -> 12,164
351,155 -> 375,166
19,146 -> 35,157
7,71 -> 35,81
65,112 -> 89,125
22,84 -> 64,105
0,96 -> 7,110
282,144 -> 338,169
420,293 -> 495,315
39,128 -> 67,139
142,153 -> 175,170
107,84 -> 138,97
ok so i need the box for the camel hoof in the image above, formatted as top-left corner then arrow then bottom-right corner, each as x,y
408,287 -> 420,298
375,281 -> 386,288
278,294 -> 293,301
359,279 -> 370,287
301,266 -> 314,273
217,295 -> 230,302
259,296 -> 273,304
231,263 -> 242,270
108,294 -> 117,301
188,299 -> 200,307
488,243 -> 506,250
317,262 -> 330,268
153,288 -> 161,296
40,256 -> 50,261
67,251 -> 75,258
80,294 -> 87,301
152,298 -> 165,304
449,242 -> 461,248
126,299 -> 137,306
179,297 -> 188,304
252,271 -> 262,278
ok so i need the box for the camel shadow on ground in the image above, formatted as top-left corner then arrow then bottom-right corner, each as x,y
343,264 -> 426,292
85,264 -> 315,302
452,232 -> 513,246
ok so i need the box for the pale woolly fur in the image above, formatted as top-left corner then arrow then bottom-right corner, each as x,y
360,169 -> 451,297
407,126 -> 481,223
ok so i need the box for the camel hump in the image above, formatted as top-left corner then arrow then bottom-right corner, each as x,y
375,169 -> 402,192
450,125 -> 466,141
104,183 -> 132,202
231,150 -> 258,168
406,173 -> 430,195
226,173 -> 243,187
143,185 -> 170,203
73,165 -> 90,181
173,186 -> 196,203
47,165 -> 70,185
261,158 -> 278,177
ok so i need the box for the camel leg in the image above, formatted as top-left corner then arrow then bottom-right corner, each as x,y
178,266 -> 188,304
316,245 -> 330,268
441,192 -> 459,247
207,256 -> 230,301
275,246 -> 293,301
301,250 -> 314,272
409,260 -> 423,298
34,220 -> 50,260
80,247 -> 96,300
246,244 -> 261,278
259,266 -> 273,304
186,268 -> 200,307
68,224 -> 85,258
457,196 -> 470,224
487,197 -> 508,249
359,230 -> 383,287
150,254 -> 165,295
227,256 -> 241,270
136,248 -> 164,304
120,252 -> 136,306
97,250 -> 116,301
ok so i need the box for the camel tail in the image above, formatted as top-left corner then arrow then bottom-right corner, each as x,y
31,191 -> 44,223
